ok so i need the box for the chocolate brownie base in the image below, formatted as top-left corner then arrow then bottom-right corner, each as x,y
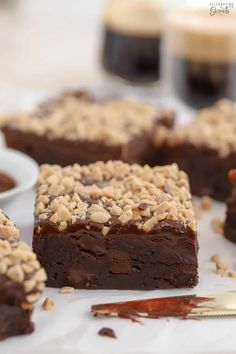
2,127 -> 155,166
224,170 -> 236,243
33,220 -> 198,290
157,143 -> 234,201
0,305 -> 33,340
0,275 -> 33,340
224,221 -> 236,243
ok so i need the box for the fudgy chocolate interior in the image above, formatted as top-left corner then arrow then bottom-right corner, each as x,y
224,171 -> 236,243
0,275 -> 33,340
33,220 -> 198,290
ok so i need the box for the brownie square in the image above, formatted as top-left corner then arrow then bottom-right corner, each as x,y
224,170 -> 236,243
0,210 -> 46,340
1,92 -> 174,166
33,161 -> 198,290
154,99 -> 236,201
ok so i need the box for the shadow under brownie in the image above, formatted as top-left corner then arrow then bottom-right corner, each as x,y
154,99 -> 236,201
33,161 -> 198,290
1,92 -> 174,166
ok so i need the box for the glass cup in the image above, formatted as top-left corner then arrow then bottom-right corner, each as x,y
164,5 -> 236,108
101,0 -> 164,85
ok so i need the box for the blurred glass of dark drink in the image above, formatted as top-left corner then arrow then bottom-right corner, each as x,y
102,0 -> 163,84
165,8 -> 236,108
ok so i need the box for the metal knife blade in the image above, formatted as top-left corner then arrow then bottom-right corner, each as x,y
91,291 -> 236,319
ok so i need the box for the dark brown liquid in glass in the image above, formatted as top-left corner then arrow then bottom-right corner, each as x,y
102,27 -> 161,83
172,56 -> 236,109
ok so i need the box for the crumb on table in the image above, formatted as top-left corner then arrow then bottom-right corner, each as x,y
42,297 -> 54,311
210,253 -> 228,275
210,254 -> 220,263
227,271 -> 236,278
59,286 -> 75,294
98,327 -> 117,339
211,218 -> 224,235
215,262 -> 228,275
200,196 -> 213,210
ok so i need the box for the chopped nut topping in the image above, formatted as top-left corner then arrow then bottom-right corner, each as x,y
119,210 -> 133,224
35,161 -> 196,234
102,226 -> 110,236
42,297 -> 54,311
154,99 -> 236,157
26,292 -> 42,303
0,209 -> 19,242
1,96 -> 173,145
59,286 -> 75,294
90,211 -> 111,224
200,196 -> 213,210
110,205 -> 122,216
211,218 -> 224,235
0,210 -> 46,304
7,264 -> 24,282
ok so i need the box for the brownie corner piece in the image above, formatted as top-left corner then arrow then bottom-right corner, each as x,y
154,99 -> 236,201
0,210 -> 46,340
33,161 -> 198,290
224,169 -> 236,243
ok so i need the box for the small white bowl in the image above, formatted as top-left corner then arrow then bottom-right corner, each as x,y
0,148 -> 39,202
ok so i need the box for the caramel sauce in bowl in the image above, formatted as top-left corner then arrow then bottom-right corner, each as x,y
0,148 -> 38,203
0,172 -> 16,193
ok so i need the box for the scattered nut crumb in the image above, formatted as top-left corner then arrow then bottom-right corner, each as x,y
98,327 -> 117,339
59,286 -> 75,294
210,253 -> 228,276
227,271 -> 236,278
211,254 -> 236,278
210,254 -> 220,263
42,297 -> 54,311
200,196 -> 213,210
215,262 -> 228,275
211,218 -> 224,235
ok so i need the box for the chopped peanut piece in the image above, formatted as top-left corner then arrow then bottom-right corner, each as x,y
59,286 -> 75,294
42,297 -> 54,311
200,196 -> 213,210
211,218 -> 224,235
227,271 -> 236,278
